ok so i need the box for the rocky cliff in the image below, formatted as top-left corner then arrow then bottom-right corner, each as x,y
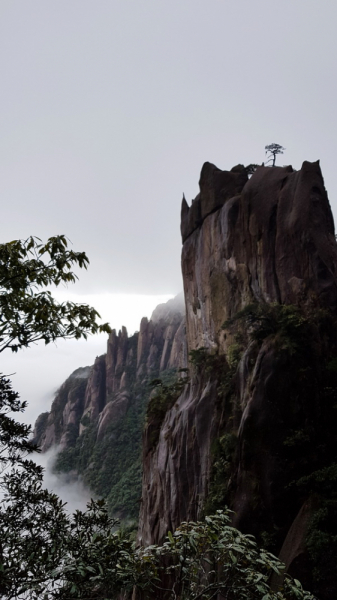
139,160 -> 337,599
33,294 -> 186,520
34,159 -> 337,598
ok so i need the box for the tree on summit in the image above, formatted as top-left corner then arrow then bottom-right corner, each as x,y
265,143 -> 285,166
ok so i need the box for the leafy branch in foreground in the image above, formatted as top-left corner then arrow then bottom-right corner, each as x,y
140,510 -> 315,600
0,376 -> 34,474
0,235 -> 111,352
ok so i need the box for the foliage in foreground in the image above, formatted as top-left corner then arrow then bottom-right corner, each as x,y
140,510 -> 315,600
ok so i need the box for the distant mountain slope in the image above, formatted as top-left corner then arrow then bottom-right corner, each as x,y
32,294 -> 186,521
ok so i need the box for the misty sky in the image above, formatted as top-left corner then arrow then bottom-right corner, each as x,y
1,0 -> 337,423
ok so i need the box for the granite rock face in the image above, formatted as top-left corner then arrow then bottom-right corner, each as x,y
180,162 -> 248,243
33,367 -> 90,452
140,376 -> 219,545
182,160 -> 337,356
139,161 -> 337,598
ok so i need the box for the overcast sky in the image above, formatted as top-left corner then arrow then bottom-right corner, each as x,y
1,0 -> 337,423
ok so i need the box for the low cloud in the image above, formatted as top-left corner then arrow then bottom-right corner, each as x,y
33,447 -> 93,514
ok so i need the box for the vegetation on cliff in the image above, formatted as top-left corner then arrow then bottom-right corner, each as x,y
142,300 -> 337,596
54,372 -> 148,522
220,303 -> 337,593
53,362 -> 182,522
146,369 -> 188,451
